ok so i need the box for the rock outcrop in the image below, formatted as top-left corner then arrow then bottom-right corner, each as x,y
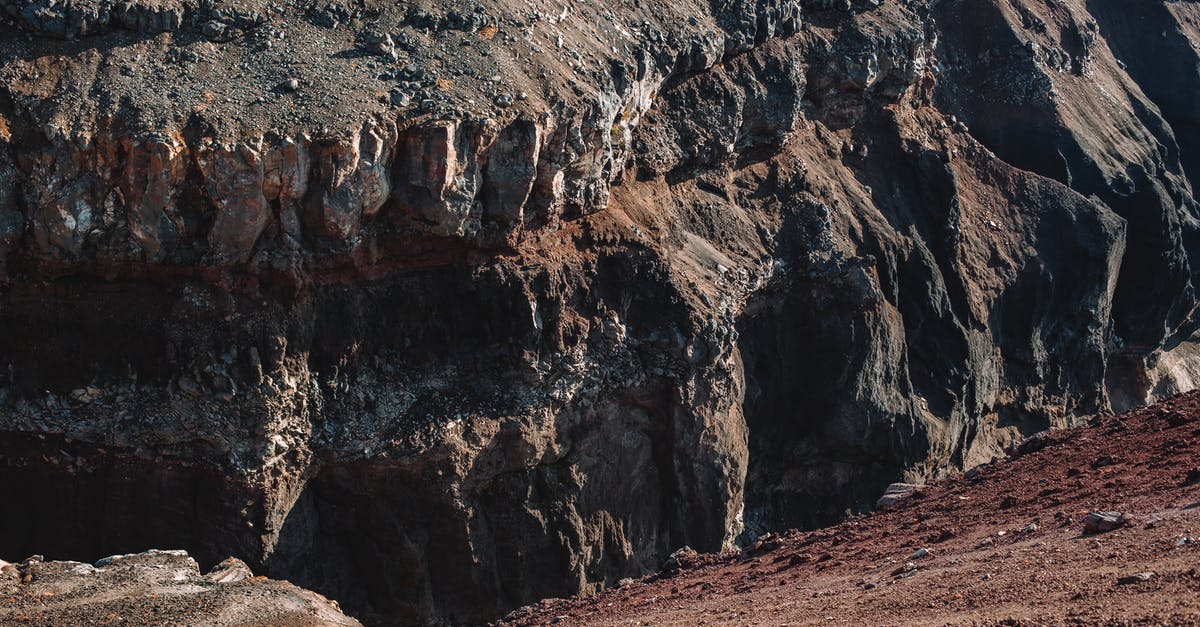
1,0 -> 1199,624
0,550 -> 360,626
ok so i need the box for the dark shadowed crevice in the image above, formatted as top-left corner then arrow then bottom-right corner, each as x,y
0,434 -> 257,570
735,199 -> 922,537
0,281 -> 177,394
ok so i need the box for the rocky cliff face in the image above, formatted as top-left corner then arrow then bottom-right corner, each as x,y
1,0 -> 1199,624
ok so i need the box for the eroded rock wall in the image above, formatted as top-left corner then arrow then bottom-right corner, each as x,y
1,0 -> 1199,624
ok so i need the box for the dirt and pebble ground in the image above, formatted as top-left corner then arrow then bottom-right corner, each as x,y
0,0 -> 716,136
507,392 -> 1200,626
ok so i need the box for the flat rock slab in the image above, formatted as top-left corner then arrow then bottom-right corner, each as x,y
1085,511 -> 1130,534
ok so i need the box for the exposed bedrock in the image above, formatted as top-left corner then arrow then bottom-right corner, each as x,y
933,0 -> 1200,360
0,252 -> 748,623
0,549 -> 361,625
2,0 -> 1200,624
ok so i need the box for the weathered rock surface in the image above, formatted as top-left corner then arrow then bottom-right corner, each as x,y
0,550 -> 359,626
508,391 -> 1200,625
876,483 -> 923,510
1,0 -> 1199,624
1085,511 -> 1130,534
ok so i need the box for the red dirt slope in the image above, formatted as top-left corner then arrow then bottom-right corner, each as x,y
505,393 -> 1200,626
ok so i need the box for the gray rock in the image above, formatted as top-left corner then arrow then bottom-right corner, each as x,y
1116,571 -> 1155,585
663,546 -> 699,572
1084,511 -> 1129,534
204,557 -> 254,583
201,20 -> 229,42
389,89 -> 412,107
363,31 -> 397,58
876,483 -> 923,510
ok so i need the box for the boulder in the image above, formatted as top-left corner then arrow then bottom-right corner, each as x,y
877,483 -> 923,510
1084,511 -> 1130,534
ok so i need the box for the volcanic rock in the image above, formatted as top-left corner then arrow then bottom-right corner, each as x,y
1,0 -> 1200,624
1084,511 -> 1130,534
877,484 -> 924,510
205,556 -> 254,583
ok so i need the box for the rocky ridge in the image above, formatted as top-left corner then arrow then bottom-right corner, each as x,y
2,0 -> 1200,624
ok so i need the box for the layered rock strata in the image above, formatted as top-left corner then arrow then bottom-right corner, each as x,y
2,0 -> 1200,623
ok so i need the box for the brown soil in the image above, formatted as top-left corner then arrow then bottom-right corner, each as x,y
506,393 -> 1200,626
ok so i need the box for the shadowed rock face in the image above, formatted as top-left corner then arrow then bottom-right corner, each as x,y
1,0 -> 1199,624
